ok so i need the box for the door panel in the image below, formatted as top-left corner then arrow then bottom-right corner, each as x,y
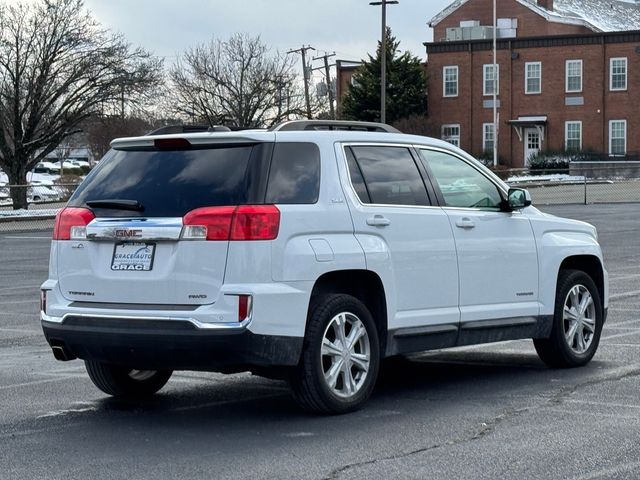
418,148 -> 539,323
342,145 -> 459,331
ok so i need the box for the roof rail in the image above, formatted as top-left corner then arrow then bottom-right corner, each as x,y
146,125 -> 231,136
270,120 -> 400,133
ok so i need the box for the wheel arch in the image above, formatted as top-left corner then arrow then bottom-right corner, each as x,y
558,255 -> 605,306
309,269 -> 389,355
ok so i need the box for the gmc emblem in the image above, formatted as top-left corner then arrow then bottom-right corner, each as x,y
114,229 -> 143,238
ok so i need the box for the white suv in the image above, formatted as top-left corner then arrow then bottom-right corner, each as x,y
41,121 -> 608,414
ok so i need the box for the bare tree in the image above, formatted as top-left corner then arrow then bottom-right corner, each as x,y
84,115 -> 169,161
169,34 -> 312,128
0,0 -> 163,209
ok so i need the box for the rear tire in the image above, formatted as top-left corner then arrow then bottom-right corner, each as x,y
85,361 -> 172,397
534,269 -> 603,368
290,294 -> 380,414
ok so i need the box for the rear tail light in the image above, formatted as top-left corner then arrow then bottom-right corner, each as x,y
182,205 -> 280,241
53,207 -> 95,240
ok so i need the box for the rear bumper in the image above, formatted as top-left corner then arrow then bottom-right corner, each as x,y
42,316 -> 302,371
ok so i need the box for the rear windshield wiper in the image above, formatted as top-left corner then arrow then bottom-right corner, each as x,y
86,199 -> 145,212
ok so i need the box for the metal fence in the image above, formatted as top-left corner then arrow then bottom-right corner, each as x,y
497,164 -> 640,205
0,184 -> 79,232
1,163 -> 640,231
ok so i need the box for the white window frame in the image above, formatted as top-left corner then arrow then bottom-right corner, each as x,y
441,124 -> 461,147
525,61 -> 542,94
565,59 -> 583,93
609,120 -> 627,156
564,121 -> 582,151
483,64 -> 499,96
482,123 -> 495,152
443,66 -> 459,98
610,57 -> 627,91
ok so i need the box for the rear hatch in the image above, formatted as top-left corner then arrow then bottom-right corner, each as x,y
56,136 -> 273,306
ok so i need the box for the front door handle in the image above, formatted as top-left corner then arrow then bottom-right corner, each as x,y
455,217 -> 475,229
367,215 -> 391,227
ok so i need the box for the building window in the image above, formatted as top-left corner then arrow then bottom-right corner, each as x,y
610,57 -> 627,91
483,64 -> 499,96
565,59 -> 582,93
443,66 -> 458,97
483,123 -> 495,152
609,120 -> 627,156
565,121 -> 582,151
525,62 -> 541,94
441,124 -> 460,147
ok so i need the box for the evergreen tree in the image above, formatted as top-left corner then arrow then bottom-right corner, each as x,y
341,28 -> 427,123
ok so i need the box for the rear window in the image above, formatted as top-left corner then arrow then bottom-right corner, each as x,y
69,145 -> 256,217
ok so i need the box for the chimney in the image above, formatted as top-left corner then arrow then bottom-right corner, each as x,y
537,0 -> 553,10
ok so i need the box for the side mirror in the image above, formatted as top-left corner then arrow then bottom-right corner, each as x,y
507,188 -> 532,210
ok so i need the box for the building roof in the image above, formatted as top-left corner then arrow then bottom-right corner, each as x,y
429,0 -> 640,33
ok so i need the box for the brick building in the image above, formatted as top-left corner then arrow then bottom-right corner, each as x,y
426,0 -> 640,167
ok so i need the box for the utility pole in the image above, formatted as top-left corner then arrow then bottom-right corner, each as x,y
369,0 -> 398,124
287,45 -> 315,119
312,52 -> 336,119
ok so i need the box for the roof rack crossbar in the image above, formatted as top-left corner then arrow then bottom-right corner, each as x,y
270,120 -> 400,133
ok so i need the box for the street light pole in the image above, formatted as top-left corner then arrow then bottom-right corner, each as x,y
369,0 -> 398,124
493,0 -> 498,167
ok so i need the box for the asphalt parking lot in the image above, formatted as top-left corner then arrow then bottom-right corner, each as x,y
1,203 -> 639,480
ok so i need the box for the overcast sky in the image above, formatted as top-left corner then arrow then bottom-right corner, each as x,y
80,0 -> 452,64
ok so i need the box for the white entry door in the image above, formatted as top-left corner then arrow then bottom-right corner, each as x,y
524,128 -> 541,165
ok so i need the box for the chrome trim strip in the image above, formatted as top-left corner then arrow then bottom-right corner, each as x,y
41,312 -> 251,331
85,217 -> 184,241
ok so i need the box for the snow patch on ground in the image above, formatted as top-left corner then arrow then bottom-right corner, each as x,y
0,208 -> 59,218
507,174 -> 585,183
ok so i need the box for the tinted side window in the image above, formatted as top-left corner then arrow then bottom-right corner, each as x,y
265,142 -> 320,204
351,146 -> 429,206
420,149 -> 502,209
345,147 -> 371,203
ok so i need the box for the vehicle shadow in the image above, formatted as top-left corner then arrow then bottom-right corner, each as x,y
87,348 -> 593,426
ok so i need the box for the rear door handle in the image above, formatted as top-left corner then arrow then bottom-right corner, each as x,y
367,215 -> 391,227
455,217 -> 475,229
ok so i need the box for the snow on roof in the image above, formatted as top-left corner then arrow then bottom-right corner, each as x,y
429,0 -> 640,33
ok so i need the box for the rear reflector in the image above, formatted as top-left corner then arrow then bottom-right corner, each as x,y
53,208 -> 95,240
238,294 -> 252,322
182,205 -> 280,241
40,289 -> 47,314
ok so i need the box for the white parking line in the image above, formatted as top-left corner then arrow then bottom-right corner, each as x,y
609,273 -> 640,281
610,290 -> 640,300
602,330 -> 640,341
564,399 -> 640,410
0,376 -> 77,390
606,318 -> 640,327
0,285 -> 40,293
0,327 -> 38,334
2,236 -> 51,240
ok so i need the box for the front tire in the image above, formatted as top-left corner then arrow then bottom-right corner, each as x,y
85,361 -> 172,398
290,294 -> 380,414
534,269 -> 603,368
